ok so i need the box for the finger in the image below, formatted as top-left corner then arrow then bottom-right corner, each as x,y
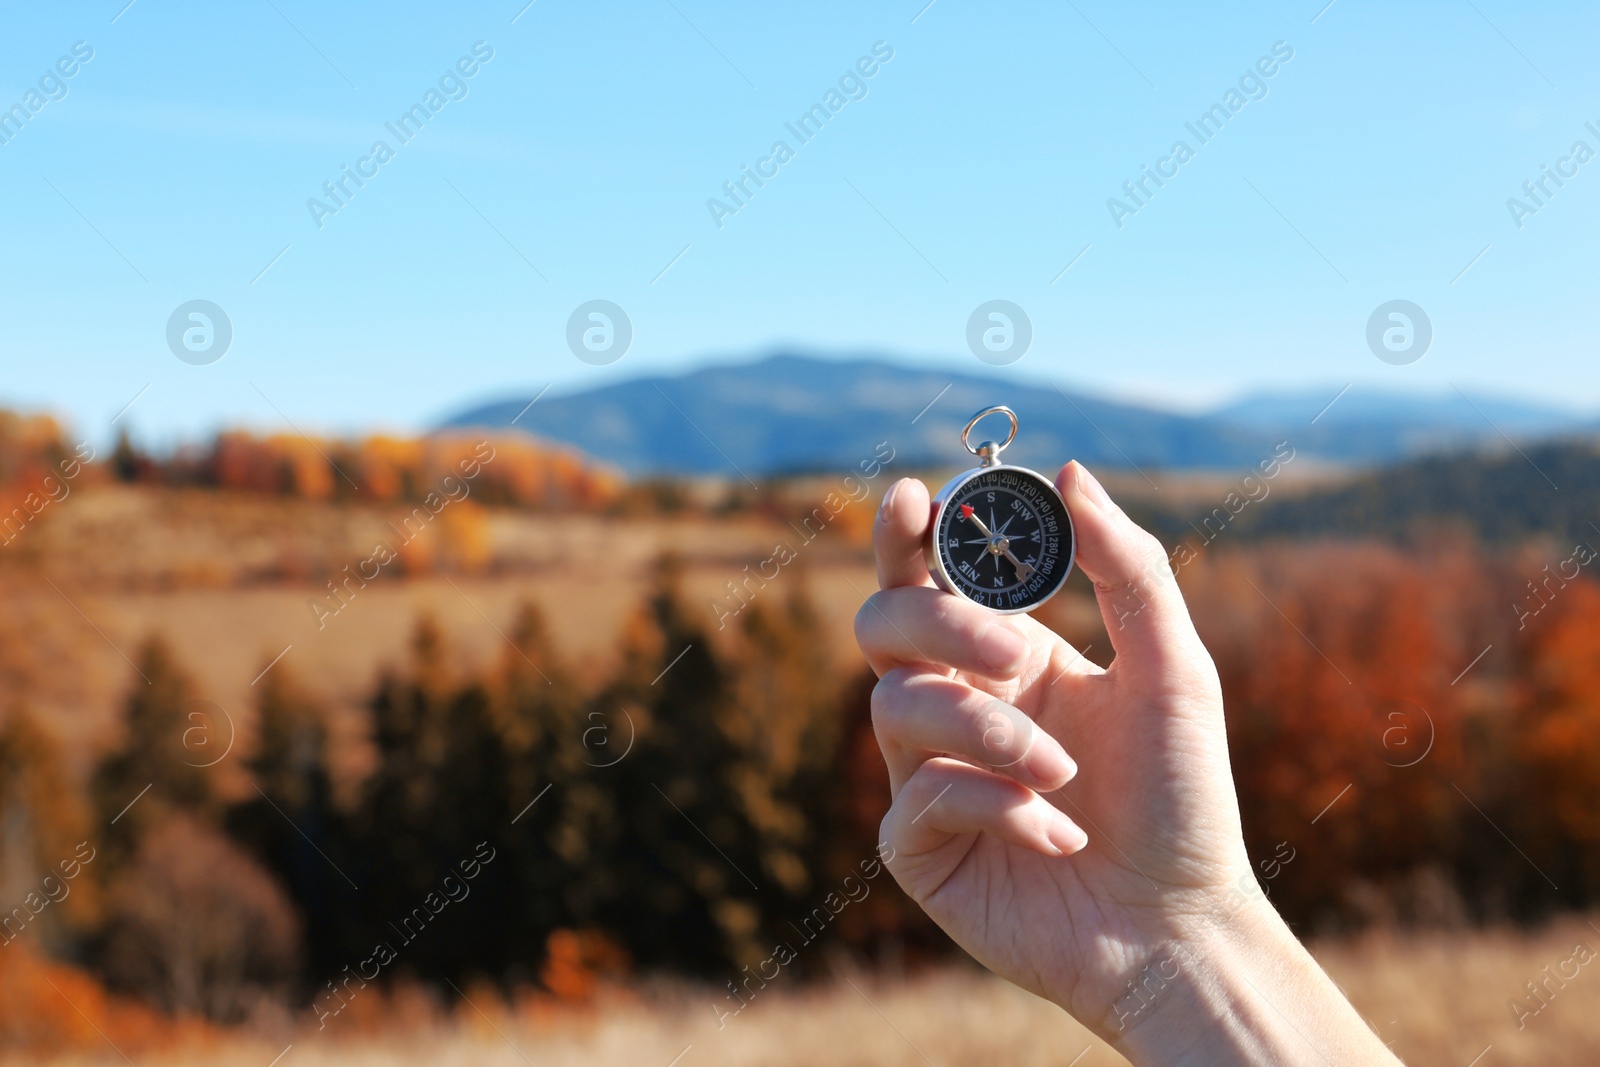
854,585 -> 1030,679
875,477 -> 935,590
872,668 -> 1076,795
1058,461 -> 1206,670
882,758 -> 1088,872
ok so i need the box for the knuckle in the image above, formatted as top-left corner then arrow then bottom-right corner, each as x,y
1097,525 -> 1175,610
853,592 -> 890,650
1129,526 -> 1170,571
969,696 -> 1026,761
927,589 -> 980,636
900,758 -> 952,805
869,668 -> 915,733
852,601 -> 872,648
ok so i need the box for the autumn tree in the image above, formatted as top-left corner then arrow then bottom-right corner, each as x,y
101,815 -> 300,1021
0,708 -> 97,948
1512,576 -> 1600,906
1185,544 -> 1472,930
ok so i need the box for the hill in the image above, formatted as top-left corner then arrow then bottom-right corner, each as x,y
439,354 -> 1591,477
1132,438 -> 1600,549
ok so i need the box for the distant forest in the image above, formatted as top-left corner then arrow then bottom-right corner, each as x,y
1131,439 -> 1600,551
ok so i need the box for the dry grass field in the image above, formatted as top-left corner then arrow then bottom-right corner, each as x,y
14,917 -> 1600,1067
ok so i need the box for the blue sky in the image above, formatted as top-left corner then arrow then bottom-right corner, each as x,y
2,0 -> 1598,449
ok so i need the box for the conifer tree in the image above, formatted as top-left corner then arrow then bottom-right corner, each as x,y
355,616 -> 516,979
91,637 -> 216,868
599,556 -> 759,973
728,576 -> 838,901
226,663 -> 352,976
487,602 -> 595,970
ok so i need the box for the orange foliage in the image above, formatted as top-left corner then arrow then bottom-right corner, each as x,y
0,412 -> 69,484
830,493 -> 876,546
0,942 -> 213,1057
1179,541 -> 1495,925
205,429 -> 621,510
0,412 -> 94,542
539,929 -> 631,1002
1516,580 -> 1600,846
212,432 -> 334,498
351,435 -> 423,500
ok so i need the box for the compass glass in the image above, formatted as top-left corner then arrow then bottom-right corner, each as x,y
933,467 -> 1072,612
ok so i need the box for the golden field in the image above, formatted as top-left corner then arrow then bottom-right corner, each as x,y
14,915 -> 1600,1067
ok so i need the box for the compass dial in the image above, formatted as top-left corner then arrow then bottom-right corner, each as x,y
930,467 -> 1073,613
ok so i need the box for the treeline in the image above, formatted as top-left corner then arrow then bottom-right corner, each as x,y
0,409 -> 623,514
0,409 -> 885,531
110,429 -> 621,511
8,541 -> 1600,1026
1131,438 -> 1600,550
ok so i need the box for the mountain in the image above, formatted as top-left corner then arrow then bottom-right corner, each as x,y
437,354 -> 1592,478
1213,387 -> 1590,465
439,354 -> 1270,478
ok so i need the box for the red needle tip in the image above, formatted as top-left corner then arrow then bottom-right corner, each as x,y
959,504 -> 974,519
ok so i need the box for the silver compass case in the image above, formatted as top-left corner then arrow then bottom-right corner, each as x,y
924,407 -> 1076,615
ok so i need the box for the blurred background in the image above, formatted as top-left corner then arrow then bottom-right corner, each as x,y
3,1 -> 1600,1064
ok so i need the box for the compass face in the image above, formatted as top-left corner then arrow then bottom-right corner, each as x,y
931,466 -> 1073,613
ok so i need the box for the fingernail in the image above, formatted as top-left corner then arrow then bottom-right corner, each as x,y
877,478 -> 903,523
1075,463 -> 1113,511
1028,744 -> 1077,790
1048,816 -> 1089,855
978,620 -> 1028,674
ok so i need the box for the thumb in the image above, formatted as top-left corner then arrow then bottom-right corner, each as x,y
1058,461 -> 1204,673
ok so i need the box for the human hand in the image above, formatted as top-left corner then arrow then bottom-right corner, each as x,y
855,462 -> 1400,1064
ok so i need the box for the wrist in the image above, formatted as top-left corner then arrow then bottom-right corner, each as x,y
1087,900 -> 1270,1058
1098,901 -> 1397,1067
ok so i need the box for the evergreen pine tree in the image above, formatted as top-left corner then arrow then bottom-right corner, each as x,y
600,557 -> 765,973
91,637 -> 216,869
354,615 -> 517,980
486,602 -> 595,975
226,662 -> 353,977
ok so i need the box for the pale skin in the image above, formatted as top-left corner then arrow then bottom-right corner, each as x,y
855,462 -> 1403,1066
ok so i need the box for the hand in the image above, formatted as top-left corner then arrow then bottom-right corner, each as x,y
855,463 -> 1400,1064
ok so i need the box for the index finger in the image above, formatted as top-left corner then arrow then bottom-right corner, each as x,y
875,477 -> 935,590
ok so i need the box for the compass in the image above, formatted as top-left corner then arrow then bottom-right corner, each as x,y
925,406 -> 1075,614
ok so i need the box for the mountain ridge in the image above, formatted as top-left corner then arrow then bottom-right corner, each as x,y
437,353 -> 1594,477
